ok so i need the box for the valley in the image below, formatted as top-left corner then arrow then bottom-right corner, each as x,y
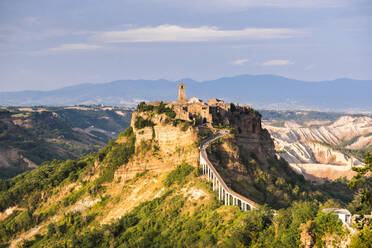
1,90 -> 368,247
0,106 -> 132,178
2,1 -> 371,246
0,97 -> 369,247
261,111 -> 371,183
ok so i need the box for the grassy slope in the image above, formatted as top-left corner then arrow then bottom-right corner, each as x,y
0,116 -> 360,247
8,164 -> 350,248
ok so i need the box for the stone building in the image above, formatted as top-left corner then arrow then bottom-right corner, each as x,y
322,208 -> 352,225
178,83 -> 186,103
169,82 -> 214,124
159,82 -> 252,126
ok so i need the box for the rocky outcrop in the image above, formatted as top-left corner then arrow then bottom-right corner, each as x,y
263,115 -> 371,182
114,111 -> 199,180
273,140 -> 361,166
229,111 -> 276,162
264,116 -> 372,151
115,101 -> 276,182
300,221 -> 315,248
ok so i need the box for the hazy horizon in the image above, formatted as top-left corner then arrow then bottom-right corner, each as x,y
1,73 -> 372,93
1,0 -> 371,92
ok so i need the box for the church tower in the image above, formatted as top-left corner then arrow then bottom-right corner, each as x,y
178,83 -> 186,103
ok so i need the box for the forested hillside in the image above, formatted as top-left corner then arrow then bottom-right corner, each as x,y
0,106 -> 132,178
0,104 -> 370,247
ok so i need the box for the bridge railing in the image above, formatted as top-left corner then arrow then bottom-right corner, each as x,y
200,133 -> 258,210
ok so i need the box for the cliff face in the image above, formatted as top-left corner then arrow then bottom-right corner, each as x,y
115,101 -> 301,208
115,102 -> 277,183
227,110 -> 276,163
263,115 -> 372,161
262,115 -> 371,182
205,108 -> 306,208
115,111 -> 199,180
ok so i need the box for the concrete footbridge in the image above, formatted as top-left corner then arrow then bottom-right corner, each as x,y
200,131 -> 258,211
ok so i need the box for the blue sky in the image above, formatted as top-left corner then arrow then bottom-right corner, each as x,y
0,0 -> 371,91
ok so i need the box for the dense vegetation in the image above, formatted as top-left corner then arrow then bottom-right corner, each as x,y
0,106 -> 132,178
0,104 -> 370,247
95,127 -> 136,184
137,101 -> 176,119
0,129 -> 369,247
14,165 -> 348,248
0,127 -> 136,245
134,116 -> 155,129
346,152 -> 372,247
207,137 -> 355,209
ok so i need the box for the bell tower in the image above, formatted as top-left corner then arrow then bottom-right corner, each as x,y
178,83 -> 186,103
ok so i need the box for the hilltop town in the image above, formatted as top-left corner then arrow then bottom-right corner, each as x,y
147,83 -> 253,126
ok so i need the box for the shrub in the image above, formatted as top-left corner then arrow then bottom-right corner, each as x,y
134,116 -> 154,129
117,126 -> 134,139
164,162 -> 194,187
136,102 -> 154,112
181,121 -> 192,131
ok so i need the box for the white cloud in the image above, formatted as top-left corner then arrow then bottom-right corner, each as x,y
94,25 -> 304,43
232,59 -> 249,66
47,43 -> 102,52
261,60 -> 292,66
30,43 -> 102,55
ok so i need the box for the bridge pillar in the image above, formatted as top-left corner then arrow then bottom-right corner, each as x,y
214,176 -> 216,191
218,182 -> 221,200
212,176 -> 215,190
211,174 -> 213,189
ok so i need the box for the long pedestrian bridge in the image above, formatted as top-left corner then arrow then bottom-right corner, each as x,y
200,132 -> 258,211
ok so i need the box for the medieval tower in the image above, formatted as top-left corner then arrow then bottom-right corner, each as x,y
178,83 -> 186,103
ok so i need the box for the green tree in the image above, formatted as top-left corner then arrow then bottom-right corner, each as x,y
348,152 -> 372,247
348,152 -> 372,213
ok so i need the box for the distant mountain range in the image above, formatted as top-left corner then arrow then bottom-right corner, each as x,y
1,74 -> 371,112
